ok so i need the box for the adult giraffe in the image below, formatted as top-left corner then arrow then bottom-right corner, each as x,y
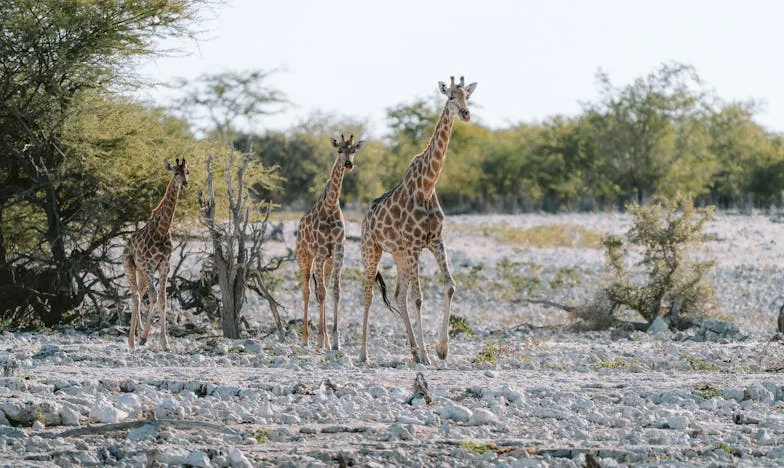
296,134 -> 365,350
359,76 -> 477,364
123,158 -> 189,351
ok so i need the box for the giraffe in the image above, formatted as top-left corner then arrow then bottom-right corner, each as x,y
359,76 -> 477,364
123,158 -> 190,351
296,134 -> 365,350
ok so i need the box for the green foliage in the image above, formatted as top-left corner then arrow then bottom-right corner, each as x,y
460,441 -> 494,454
603,194 -> 716,323
448,315 -> 472,338
682,354 -> 720,372
472,343 -> 499,365
714,442 -> 740,457
593,357 -> 641,370
695,384 -> 723,400
0,0 -> 211,327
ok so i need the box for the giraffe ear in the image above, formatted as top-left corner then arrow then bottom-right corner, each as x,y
465,82 -> 477,97
330,137 -> 339,148
354,140 -> 366,151
438,81 -> 449,96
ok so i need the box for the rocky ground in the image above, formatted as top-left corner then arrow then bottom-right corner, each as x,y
2,212 -> 784,467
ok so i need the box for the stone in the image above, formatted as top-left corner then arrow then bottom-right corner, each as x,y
229,448 -> 253,468
646,316 -> 669,334
439,402 -> 472,423
59,406 -> 80,426
468,408 -> 498,426
128,423 -> 158,441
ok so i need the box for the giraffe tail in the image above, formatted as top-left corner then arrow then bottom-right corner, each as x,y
375,272 -> 401,317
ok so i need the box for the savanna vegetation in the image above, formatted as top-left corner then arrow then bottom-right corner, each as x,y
2,1 -> 782,330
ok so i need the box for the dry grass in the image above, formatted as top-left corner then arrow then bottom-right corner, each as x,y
450,223 -> 604,249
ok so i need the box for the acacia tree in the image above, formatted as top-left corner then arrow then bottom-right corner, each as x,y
0,0 -> 209,326
583,62 -> 711,206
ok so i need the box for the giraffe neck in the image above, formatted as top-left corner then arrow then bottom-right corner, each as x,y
415,104 -> 456,198
150,177 -> 180,238
321,154 -> 347,212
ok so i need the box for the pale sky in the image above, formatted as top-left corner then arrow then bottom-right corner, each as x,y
137,0 -> 784,137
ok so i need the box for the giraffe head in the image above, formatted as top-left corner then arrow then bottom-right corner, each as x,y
438,76 -> 478,122
329,134 -> 365,172
165,158 -> 190,189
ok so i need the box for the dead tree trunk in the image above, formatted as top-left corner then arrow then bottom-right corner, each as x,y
198,149 -> 262,339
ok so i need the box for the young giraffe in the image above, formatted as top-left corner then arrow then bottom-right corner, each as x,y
296,134 -> 365,350
123,158 -> 190,351
359,76 -> 477,364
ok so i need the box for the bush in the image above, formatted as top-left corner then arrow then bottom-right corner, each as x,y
603,194 -> 716,324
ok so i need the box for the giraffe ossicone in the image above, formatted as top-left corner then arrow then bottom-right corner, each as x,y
359,76 -> 477,365
296,134 -> 365,350
122,158 -> 189,351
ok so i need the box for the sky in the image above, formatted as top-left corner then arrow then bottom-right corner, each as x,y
137,0 -> 784,138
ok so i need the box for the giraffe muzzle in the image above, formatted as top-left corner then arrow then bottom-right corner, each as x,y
344,161 -> 354,170
459,108 -> 471,121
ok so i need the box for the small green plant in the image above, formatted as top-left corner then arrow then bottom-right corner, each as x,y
682,354 -> 720,372
460,441 -> 494,454
714,442 -> 740,457
603,194 -> 716,324
593,357 -> 641,370
549,266 -> 581,290
228,346 -> 244,354
695,384 -> 723,400
249,429 -> 269,443
454,264 -> 484,291
449,315 -> 472,338
472,343 -> 499,365
496,259 -> 541,299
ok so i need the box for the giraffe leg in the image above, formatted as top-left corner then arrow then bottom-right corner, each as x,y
393,253 -> 426,364
408,262 -> 431,365
429,238 -> 455,360
359,239 -> 382,363
296,247 -> 313,346
329,241 -> 345,350
157,261 -> 171,351
123,256 -> 140,351
313,257 -> 330,350
140,266 -> 157,346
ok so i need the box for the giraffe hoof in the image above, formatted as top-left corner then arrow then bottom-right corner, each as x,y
358,350 -> 368,363
139,337 -> 147,346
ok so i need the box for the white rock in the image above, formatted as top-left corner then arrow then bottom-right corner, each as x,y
128,423 -> 158,441
468,408 -> 498,426
397,415 -> 423,425
31,420 -> 44,430
229,447 -> 253,468
90,398 -> 128,424
114,393 -> 142,412
155,447 -> 191,465
439,402 -> 472,423
258,398 -> 274,418
59,406 -> 80,426
647,316 -> 669,334
186,450 -> 212,467
154,397 -> 184,420
0,410 -> 9,426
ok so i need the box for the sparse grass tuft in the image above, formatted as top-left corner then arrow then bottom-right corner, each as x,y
249,429 -> 269,443
695,384 -> 723,400
593,356 -> 641,370
682,354 -> 720,372
460,441 -> 494,454
472,343 -> 499,365
452,223 -> 603,249
714,442 -> 740,457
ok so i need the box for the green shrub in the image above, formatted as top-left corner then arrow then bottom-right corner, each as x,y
603,194 -> 716,323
